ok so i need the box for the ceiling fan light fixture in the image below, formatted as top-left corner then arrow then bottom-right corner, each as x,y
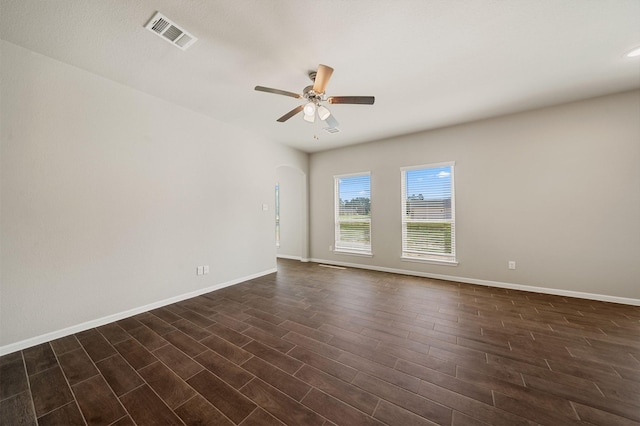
317,105 -> 331,120
303,102 -> 316,116
303,113 -> 315,123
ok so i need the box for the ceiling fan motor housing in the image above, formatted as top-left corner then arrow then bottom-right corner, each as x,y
303,85 -> 325,103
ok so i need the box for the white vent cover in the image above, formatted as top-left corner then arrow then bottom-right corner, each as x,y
324,127 -> 341,133
145,12 -> 197,50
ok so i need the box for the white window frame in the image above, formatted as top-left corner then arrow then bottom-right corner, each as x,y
334,172 -> 372,256
401,162 -> 457,265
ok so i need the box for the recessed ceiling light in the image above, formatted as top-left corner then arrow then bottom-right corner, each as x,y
626,46 -> 640,58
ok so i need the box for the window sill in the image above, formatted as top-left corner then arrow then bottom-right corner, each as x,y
401,256 -> 458,266
334,250 -> 373,258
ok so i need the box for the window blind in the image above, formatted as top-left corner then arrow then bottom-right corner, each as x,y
401,163 -> 456,263
334,173 -> 371,254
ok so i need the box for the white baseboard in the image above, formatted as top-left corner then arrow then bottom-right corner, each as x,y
0,268 -> 277,357
276,254 -> 302,261
310,258 -> 640,306
276,255 -> 310,263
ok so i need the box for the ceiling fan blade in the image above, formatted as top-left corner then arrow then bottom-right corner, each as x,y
312,64 -> 334,94
327,96 -> 375,105
277,105 -> 304,122
324,114 -> 340,129
255,86 -> 302,99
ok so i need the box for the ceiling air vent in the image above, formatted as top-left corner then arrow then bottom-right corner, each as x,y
145,12 -> 197,51
324,127 -> 341,134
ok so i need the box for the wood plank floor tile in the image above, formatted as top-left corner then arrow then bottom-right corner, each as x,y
211,312 -> 252,332
352,372 -> 451,424
295,366 -> 379,414
29,366 -> 74,417
174,394 -> 234,426
116,317 -> 144,332
187,370 -> 256,424
135,313 -> 177,336
288,345 -> 358,382
37,402 -> 84,426
194,350 -> 254,389
176,309 -> 216,328
376,342 -> 456,376
76,329 -> 117,362
58,347 -> 99,386
162,330 -> 207,357
330,336 -> 399,368
0,352 -> 28,399
523,373 -> 640,422
127,325 -> 169,351
283,331 -> 344,359
301,388 -> 384,426
0,391 -> 36,426
243,341 -> 302,375
22,344 -> 57,376
171,318 -> 213,341
201,334 -> 253,364
243,326 -> 296,353
241,378 -> 325,426
396,360 -> 493,404
244,308 -> 286,325
97,323 -> 131,345
237,408 -> 286,426
150,307 -> 183,324
206,322 -> 253,346
573,401 -> 640,426
456,366 -> 578,417
119,384 -> 183,426
492,391 -> 584,425
152,344 -> 203,380
372,399 -> 439,426
244,317 -> 290,338
72,375 -> 125,425
113,338 -> 158,370
416,380 -> 535,426
242,356 -> 311,401
339,352 -> 420,393
138,361 -> 196,409
110,415 -> 136,425
321,324 -> 380,349
451,410 -> 489,426
49,335 -> 81,356
95,354 -> 144,396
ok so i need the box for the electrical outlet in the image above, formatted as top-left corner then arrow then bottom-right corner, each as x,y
203,265 -> 210,274
508,261 -> 516,270
196,266 -> 204,275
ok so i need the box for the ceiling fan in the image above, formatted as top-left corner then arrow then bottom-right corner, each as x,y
255,64 -> 375,130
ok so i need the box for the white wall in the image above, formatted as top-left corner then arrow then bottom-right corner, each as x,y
310,90 -> 640,302
276,165 -> 308,260
0,41 -> 308,350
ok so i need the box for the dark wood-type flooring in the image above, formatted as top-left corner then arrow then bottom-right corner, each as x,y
2,259 -> 639,425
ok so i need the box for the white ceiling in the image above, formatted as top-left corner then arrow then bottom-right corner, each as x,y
1,0 -> 639,153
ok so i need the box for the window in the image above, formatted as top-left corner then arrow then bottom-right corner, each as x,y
334,173 -> 371,255
401,162 -> 456,264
